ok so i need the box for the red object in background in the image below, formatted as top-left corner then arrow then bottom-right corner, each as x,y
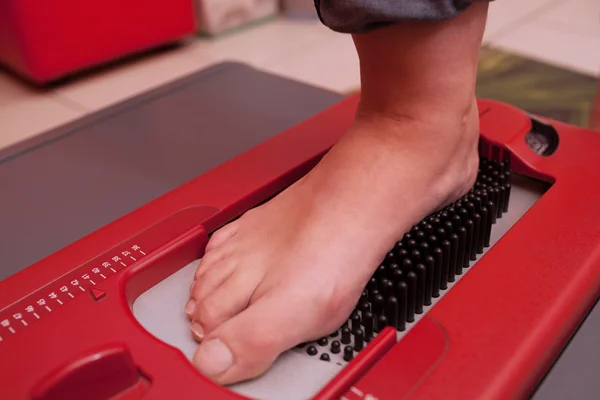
0,95 -> 600,399
0,0 -> 196,84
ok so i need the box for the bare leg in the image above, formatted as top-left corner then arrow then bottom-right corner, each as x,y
186,3 -> 488,385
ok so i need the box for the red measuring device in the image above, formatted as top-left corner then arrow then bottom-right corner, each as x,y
1,95 -> 599,400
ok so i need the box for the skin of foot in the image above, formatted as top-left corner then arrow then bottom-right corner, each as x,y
185,3 -> 489,386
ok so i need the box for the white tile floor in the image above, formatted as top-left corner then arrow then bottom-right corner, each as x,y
1,0 -> 598,151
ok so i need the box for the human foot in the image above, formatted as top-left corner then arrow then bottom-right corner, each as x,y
184,102 -> 480,385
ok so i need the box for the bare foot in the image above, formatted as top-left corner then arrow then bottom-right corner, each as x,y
184,101 -> 480,385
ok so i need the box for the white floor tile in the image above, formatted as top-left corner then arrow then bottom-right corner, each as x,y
536,0 -> 600,37
484,0 -> 568,41
490,21 -> 600,77
0,70 -> 50,109
260,34 -> 359,93
183,18 -> 338,68
51,43 -> 207,111
0,96 -> 83,151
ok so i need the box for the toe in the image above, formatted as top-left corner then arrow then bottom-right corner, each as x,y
192,294 -> 318,385
190,269 -> 260,337
194,244 -> 235,283
186,258 -> 236,318
205,222 -> 238,253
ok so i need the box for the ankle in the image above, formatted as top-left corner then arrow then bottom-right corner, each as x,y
343,99 -> 480,226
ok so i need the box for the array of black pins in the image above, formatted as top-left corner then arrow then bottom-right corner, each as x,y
296,153 -> 512,363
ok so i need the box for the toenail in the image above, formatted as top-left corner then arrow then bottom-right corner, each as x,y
194,339 -> 233,377
191,321 -> 204,340
185,299 -> 196,316
189,281 -> 196,294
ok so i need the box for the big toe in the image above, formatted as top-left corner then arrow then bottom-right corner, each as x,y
192,295 -> 320,385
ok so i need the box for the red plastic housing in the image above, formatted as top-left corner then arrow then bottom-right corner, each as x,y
0,96 -> 599,399
0,0 -> 196,84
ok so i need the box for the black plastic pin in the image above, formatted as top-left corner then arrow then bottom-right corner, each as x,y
385,252 -> 396,263
432,250 -> 442,298
463,220 -> 473,268
411,249 -> 422,263
448,233 -> 466,282
479,206 -> 489,247
375,265 -> 386,282
473,196 -> 482,214
451,214 -> 462,231
485,201 -> 495,242
397,249 -> 408,261
343,346 -> 354,361
444,220 -> 454,236
459,208 -> 469,225
392,268 -> 404,286
329,330 -> 339,338
376,315 -> 388,333
401,259 -> 413,273
478,207 -> 487,252
480,190 -> 490,205
472,213 -> 482,258
415,230 -> 426,242
415,264 -> 426,314
341,328 -> 352,344
394,241 -> 404,253
423,259 -> 434,306
351,313 -> 361,332
386,297 -> 399,329
494,188 -> 503,219
359,301 -> 371,313
434,240 -> 450,294
428,235 -> 439,250
318,337 -> 329,347
397,281 -> 408,331
368,278 -> 378,292
320,353 -> 330,362
373,294 -> 385,316
307,346 -> 318,356
453,229 -> 464,277
419,242 -> 430,258
353,329 -> 364,352
387,263 -> 399,280
360,291 -> 368,303
497,185 -> 506,218
466,202 -> 476,219
423,223 -> 434,235
488,198 -> 497,225
407,239 -> 418,250
436,227 -> 446,241
363,312 -> 374,341
331,340 -> 341,354
382,279 -> 394,299
368,289 -> 380,304
406,271 -> 417,322
503,183 -> 511,213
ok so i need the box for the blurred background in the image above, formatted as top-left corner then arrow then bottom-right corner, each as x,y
1,0 -> 598,152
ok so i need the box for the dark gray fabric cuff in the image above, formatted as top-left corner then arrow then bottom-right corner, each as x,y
314,0 -> 491,33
